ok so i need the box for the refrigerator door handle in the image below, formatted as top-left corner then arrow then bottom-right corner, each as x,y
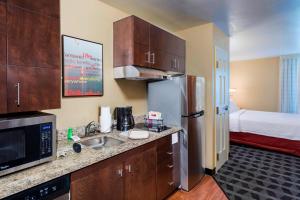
192,111 -> 205,118
182,110 -> 205,118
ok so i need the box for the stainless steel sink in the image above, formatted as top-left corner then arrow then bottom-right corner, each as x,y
81,136 -> 124,150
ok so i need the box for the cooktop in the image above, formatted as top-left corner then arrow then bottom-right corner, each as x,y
135,123 -> 171,133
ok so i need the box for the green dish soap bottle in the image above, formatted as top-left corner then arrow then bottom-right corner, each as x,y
67,128 -> 73,141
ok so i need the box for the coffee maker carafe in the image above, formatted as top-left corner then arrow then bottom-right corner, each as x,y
114,106 -> 135,131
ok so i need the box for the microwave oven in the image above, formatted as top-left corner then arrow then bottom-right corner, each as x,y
0,112 -> 56,177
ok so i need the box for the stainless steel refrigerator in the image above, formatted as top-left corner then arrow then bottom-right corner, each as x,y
148,75 -> 205,191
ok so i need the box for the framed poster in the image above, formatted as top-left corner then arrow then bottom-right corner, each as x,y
62,35 -> 103,97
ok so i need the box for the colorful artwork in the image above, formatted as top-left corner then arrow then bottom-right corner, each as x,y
62,35 -> 103,97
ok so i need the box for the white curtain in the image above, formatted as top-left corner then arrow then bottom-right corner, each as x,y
280,54 -> 300,113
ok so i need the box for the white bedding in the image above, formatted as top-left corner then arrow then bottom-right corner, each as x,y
230,109 -> 300,140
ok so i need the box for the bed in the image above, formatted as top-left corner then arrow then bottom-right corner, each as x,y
229,101 -> 300,156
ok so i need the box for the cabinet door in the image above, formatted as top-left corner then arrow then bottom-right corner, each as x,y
170,35 -> 185,58
149,25 -> 168,70
71,159 -> 124,200
7,5 -> 60,69
125,146 -> 156,200
7,0 -> 59,18
133,16 -> 150,67
114,16 -> 134,67
150,25 -> 186,73
133,42 -> 151,67
114,16 -> 150,68
173,36 -> 186,73
175,56 -> 186,74
133,16 -> 149,46
167,34 -> 185,73
150,50 -> 172,71
0,1 -> 6,114
6,67 -> 60,112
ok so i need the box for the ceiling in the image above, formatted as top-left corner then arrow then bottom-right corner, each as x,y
100,0 -> 300,61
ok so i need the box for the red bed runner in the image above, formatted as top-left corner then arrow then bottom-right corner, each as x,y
230,132 -> 300,157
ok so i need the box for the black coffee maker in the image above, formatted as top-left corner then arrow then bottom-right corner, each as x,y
114,106 -> 135,131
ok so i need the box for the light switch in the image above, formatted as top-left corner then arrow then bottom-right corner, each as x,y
172,132 -> 178,144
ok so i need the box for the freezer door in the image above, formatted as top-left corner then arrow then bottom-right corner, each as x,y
180,113 -> 205,191
148,79 -> 181,126
181,75 -> 205,116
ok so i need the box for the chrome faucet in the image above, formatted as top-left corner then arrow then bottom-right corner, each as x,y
85,121 -> 97,137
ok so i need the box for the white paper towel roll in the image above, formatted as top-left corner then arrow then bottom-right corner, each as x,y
100,106 -> 112,133
101,106 -> 110,116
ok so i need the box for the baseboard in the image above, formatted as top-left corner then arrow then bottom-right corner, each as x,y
205,168 -> 216,175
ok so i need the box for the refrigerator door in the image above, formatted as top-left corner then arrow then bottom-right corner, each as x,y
180,112 -> 205,191
181,75 -> 205,116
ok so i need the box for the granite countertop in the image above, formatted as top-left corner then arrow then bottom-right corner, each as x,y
0,127 -> 181,199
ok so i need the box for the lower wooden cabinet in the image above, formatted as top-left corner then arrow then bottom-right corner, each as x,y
71,134 -> 179,200
156,133 -> 180,200
125,146 -> 156,200
71,158 -> 124,200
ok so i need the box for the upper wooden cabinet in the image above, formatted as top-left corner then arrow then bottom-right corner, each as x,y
114,15 -> 186,73
7,0 -> 60,18
114,16 -> 150,68
0,1 -> 7,114
6,67 -> 61,113
0,0 -> 61,113
7,5 -> 60,69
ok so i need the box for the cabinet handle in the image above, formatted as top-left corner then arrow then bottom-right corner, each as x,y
167,164 -> 174,169
171,59 -> 175,69
125,164 -> 132,173
145,51 -> 150,63
171,59 -> 177,69
166,152 -> 173,155
15,82 -> 20,107
174,59 -> 177,69
151,53 -> 155,64
117,169 -> 123,177
168,181 -> 174,186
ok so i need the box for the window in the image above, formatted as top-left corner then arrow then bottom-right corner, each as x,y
279,54 -> 300,113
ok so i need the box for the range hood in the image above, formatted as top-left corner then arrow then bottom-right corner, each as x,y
113,66 -> 183,80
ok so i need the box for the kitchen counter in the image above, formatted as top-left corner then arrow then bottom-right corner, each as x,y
0,127 -> 181,199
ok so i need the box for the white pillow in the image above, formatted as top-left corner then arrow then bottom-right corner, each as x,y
230,100 -> 240,113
